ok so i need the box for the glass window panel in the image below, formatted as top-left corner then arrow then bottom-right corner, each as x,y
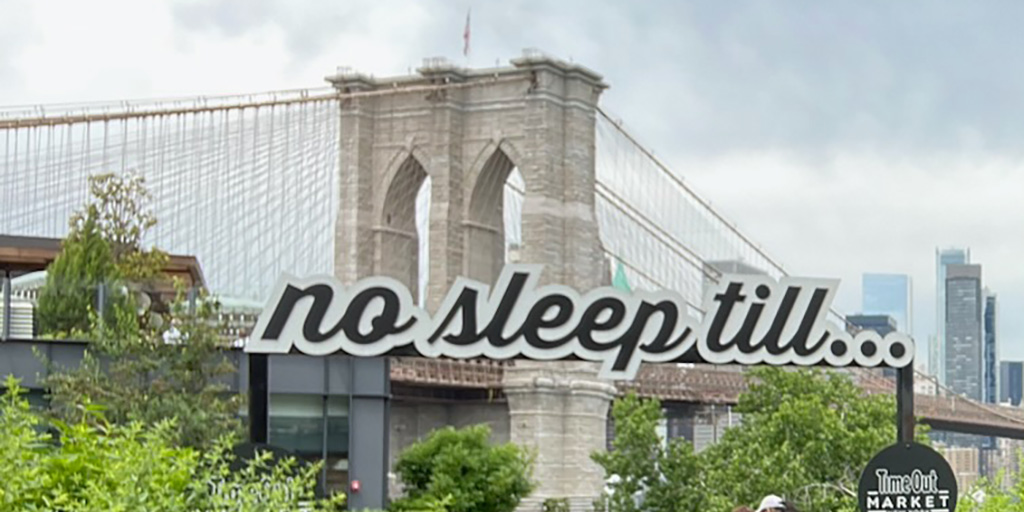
269,393 -> 324,455
326,395 -> 349,456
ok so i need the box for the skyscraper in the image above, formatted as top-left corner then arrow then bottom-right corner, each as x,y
984,291 -> 997,405
936,248 -> 971,383
945,263 -> 983,401
862,273 -> 912,333
1000,361 -> 1022,406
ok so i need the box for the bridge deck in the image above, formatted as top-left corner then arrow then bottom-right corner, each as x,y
389,358 -> 1024,439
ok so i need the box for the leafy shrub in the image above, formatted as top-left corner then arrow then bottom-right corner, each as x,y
392,424 -> 535,512
543,497 -> 570,512
0,375 -> 345,511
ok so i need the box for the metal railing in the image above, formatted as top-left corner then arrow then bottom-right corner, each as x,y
0,276 -> 251,344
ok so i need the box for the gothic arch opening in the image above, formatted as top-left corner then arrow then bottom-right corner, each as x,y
379,156 -> 429,303
415,174 -> 432,307
504,168 -> 524,263
466,148 -> 521,284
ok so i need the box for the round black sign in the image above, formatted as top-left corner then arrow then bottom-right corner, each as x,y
858,442 -> 957,512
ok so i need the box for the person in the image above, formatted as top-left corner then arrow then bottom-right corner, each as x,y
756,494 -> 786,512
732,507 -> 754,512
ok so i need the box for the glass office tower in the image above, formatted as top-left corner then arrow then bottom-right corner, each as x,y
862,273 -> 912,334
945,264 -> 983,401
1000,361 -> 1022,406
935,248 -> 970,383
983,292 -> 997,405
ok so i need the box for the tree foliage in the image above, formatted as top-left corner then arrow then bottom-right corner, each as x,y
80,172 -> 160,269
42,283 -> 244,449
37,171 -> 241,449
392,424 -> 536,512
594,368 -> 923,512
0,375 -> 345,511
36,172 -> 167,338
702,367 -> 913,511
10,171 -> 347,509
592,394 -> 711,512
956,460 -> 1024,512
35,215 -> 119,338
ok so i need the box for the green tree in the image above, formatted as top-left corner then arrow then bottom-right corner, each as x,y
81,172 -> 161,272
702,368 -> 919,511
593,368 -> 925,512
35,214 -> 119,337
592,394 -> 712,512
955,454 -> 1024,512
957,475 -> 1016,512
35,172 -> 167,337
42,283 -> 244,449
391,424 -> 536,512
0,375 -> 345,511
37,171 -> 241,449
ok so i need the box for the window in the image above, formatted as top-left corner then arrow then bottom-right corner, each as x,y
268,394 -> 349,457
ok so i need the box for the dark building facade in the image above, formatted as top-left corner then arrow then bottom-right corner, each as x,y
935,248 -> 970,384
846,314 -> 898,337
847,314 -> 897,378
1000,361 -> 1023,406
984,292 -> 998,405
945,264 -> 983,402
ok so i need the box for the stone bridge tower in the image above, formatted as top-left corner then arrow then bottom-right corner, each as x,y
328,52 -> 616,511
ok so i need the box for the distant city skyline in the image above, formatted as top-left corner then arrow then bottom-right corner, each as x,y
851,246 -> 1017,379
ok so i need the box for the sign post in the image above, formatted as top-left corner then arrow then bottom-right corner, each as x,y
248,353 -> 269,444
896,366 -> 915,443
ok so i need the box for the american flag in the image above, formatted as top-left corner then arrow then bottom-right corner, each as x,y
463,8 -> 471,56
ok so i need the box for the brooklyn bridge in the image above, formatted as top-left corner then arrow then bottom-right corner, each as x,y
1,51 -> 1020,509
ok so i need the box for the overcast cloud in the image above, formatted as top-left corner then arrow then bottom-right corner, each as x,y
3,0 -> 1023,364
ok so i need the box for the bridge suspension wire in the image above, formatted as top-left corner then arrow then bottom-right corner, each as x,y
0,82 -> 919,338
596,108 -> 788,271
504,179 -> 705,316
596,183 -> 718,282
0,88 -> 341,302
594,107 -> 859,331
594,109 -> 784,310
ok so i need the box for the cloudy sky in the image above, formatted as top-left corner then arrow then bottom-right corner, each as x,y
3,0 -> 1023,365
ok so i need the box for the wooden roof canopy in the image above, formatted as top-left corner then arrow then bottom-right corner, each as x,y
0,234 -> 207,295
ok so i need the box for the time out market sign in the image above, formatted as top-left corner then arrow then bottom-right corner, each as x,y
244,265 -> 914,379
858,443 -> 958,512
